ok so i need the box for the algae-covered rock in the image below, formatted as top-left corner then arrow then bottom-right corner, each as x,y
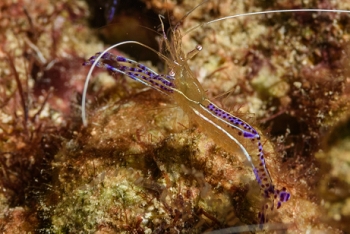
1,0 -> 350,233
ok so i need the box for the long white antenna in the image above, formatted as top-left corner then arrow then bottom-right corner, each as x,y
185,9 -> 350,35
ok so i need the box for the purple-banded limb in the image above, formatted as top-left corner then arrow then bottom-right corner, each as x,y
81,6 -> 350,227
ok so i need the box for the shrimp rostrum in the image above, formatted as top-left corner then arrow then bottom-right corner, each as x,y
82,3 -> 350,230
83,22 -> 288,228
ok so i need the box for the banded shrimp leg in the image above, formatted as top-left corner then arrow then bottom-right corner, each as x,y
82,22 -> 285,227
82,4 -> 350,230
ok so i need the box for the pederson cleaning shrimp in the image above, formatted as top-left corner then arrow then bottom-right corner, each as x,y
82,1 -> 350,231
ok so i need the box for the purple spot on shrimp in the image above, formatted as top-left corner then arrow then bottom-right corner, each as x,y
116,56 -> 127,62
138,64 -> 146,70
101,53 -> 111,59
207,104 -> 215,110
254,168 -> 262,185
104,64 -> 114,71
277,201 -> 282,209
243,131 -> 256,138
279,191 -> 290,202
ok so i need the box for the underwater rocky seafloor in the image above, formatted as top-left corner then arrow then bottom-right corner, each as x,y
1,0 -> 350,233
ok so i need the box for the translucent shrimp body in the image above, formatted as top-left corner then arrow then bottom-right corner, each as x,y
157,27 -> 288,223
82,6 -> 350,226
83,35 -> 287,225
